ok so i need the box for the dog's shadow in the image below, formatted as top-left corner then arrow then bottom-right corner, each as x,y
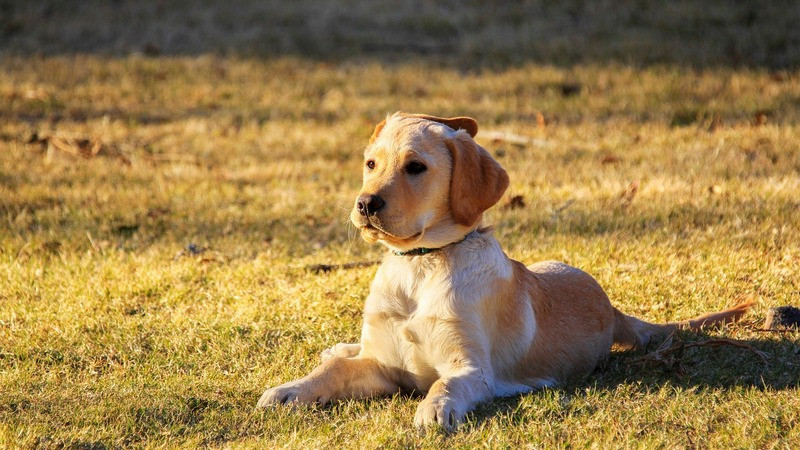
467,330 -> 800,429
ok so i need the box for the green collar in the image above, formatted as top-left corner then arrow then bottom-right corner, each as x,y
392,231 -> 477,256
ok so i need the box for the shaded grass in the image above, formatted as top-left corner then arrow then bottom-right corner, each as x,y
1,55 -> 800,447
2,1 -> 800,68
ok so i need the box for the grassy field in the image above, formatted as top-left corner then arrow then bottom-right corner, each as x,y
2,2 -> 800,448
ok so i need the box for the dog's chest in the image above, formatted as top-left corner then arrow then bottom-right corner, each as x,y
362,261 -> 455,386
365,254 -> 505,390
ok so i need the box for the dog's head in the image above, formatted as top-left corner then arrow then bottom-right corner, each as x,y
350,112 -> 509,252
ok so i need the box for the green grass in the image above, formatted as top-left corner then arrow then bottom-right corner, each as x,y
2,5 -> 800,445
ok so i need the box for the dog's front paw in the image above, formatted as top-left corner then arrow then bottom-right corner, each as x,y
256,381 -> 326,408
414,395 -> 465,432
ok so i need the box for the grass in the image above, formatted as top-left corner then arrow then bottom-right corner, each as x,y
2,2 -> 800,447
2,56 -> 799,448
3,1 -> 800,68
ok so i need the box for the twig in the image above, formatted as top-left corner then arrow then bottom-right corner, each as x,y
14,240 -> 32,262
659,338 -> 769,363
86,231 -> 103,255
753,328 -> 799,334
306,261 -> 380,274
554,199 -> 575,215
631,332 -> 769,369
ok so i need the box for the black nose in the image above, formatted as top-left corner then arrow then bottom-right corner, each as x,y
357,194 -> 385,216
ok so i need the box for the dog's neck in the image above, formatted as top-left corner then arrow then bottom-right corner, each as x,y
391,230 -> 480,256
381,213 -> 482,254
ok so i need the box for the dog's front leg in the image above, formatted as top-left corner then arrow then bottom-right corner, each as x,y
257,356 -> 398,407
413,363 -> 493,431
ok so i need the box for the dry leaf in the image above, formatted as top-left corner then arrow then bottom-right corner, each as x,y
143,42 -> 161,56
536,111 -> 546,129
559,82 -> 582,97
601,154 -> 622,165
41,240 -> 62,254
770,71 -> 788,82
504,195 -> 526,210
49,136 -> 102,158
45,135 -> 131,165
198,251 -> 228,264
482,131 -> 531,147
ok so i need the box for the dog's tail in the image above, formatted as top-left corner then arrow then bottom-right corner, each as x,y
612,299 -> 755,350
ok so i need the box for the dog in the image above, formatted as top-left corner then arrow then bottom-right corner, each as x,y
257,112 -> 753,430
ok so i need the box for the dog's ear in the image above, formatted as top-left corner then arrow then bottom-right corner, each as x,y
446,132 -> 509,227
404,114 -> 478,138
369,119 -> 387,144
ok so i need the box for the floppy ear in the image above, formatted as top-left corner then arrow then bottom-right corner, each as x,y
403,114 -> 478,138
446,132 -> 509,227
369,119 -> 387,144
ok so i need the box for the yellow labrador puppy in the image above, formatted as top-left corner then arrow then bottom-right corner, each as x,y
257,112 -> 752,430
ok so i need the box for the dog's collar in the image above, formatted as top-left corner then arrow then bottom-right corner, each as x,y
392,230 -> 477,256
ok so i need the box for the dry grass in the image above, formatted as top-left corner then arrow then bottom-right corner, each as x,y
2,2 -> 800,447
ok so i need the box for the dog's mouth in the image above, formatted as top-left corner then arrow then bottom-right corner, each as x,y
360,222 -> 423,245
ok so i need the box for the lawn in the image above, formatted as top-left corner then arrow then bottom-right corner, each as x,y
2,1 -> 800,448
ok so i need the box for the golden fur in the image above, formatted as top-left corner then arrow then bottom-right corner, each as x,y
257,112 -> 753,430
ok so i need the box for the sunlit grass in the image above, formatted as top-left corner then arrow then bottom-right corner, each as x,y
1,56 -> 799,447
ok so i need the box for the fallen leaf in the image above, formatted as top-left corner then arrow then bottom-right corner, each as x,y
114,224 -> 139,237
536,111 -> 546,129
198,251 -> 228,264
49,136 -> 101,158
41,241 -> 62,254
559,82 -> 582,97
770,71 -> 788,82
481,131 -> 532,147
504,195 -> 526,210
481,131 -> 552,149
45,135 -> 131,165
143,42 -> 161,56
146,207 -> 170,219
601,154 -> 622,165
706,116 -> 723,132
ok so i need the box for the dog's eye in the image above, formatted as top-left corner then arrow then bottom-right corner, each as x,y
366,160 -> 375,170
405,161 -> 427,175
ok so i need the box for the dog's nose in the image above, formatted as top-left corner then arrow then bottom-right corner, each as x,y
357,194 -> 385,216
